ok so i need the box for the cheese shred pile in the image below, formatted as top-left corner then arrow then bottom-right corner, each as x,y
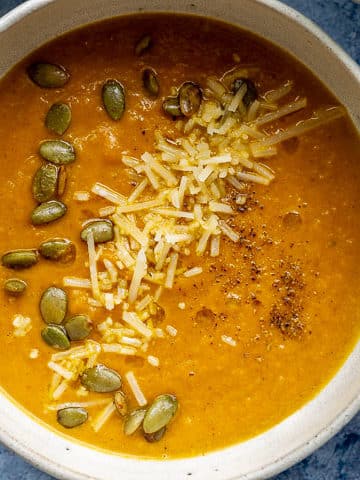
45,66 -> 344,412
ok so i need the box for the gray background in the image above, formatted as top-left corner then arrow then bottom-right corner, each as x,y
0,0 -> 359,478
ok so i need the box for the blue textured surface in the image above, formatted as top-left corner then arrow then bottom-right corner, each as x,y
0,0 -> 359,479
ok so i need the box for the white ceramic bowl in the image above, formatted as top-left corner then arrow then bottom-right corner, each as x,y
0,1 -> 360,479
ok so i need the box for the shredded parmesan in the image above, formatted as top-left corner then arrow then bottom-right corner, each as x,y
12,314 -> 32,337
125,371 -> 147,406
91,182 -> 126,205
165,252 -> 179,288
47,399 -> 112,411
87,231 -> 100,300
128,248 -> 147,303
221,335 -> 237,347
47,361 -> 74,381
73,191 -> 90,202
166,325 -> 178,337
92,401 -> 116,432
29,348 -> 39,359
183,266 -> 203,278
147,355 -> 160,367
52,380 -> 69,400
39,65 -> 345,408
122,311 -> 152,338
63,277 -> 91,289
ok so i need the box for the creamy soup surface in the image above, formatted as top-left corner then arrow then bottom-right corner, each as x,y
0,13 -> 359,458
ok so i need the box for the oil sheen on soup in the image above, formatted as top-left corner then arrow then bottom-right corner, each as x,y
0,14 -> 359,458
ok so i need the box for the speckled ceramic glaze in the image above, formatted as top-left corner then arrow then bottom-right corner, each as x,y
0,1 -> 359,479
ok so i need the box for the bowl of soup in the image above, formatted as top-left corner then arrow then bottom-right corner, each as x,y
0,0 -> 359,479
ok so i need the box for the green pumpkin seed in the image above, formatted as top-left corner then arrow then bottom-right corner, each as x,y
39,140 -> 75,165
149,302 -> 165,325
32,163 -> 59,203
41,324 -> 70,350
231,78 -> 258,107
282,211 -> 302,227
143,394 -> 178,434
64,314 -> 92,341
143,426 -> 166,443
81,364 -> 122,393
31,200 -> 67,225
80,219 -> 114,244
179,82 -> 202,117
123,408 -> 146,436
102,80 -> 125,121
39,238 -> 75,263
4,278 -> 27,296
163,96 -> 182,118
40,286 -> 67,324
57,407 -> 88,428
135,34 -> 152,56
114,391 -> 128,417
45,103 -> 72,135
142,69 -> 159,98
57,166 -> 67,196
2,250 -> 39,269
27,63 -> 70,89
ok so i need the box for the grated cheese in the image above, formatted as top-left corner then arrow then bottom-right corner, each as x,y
29,348 -> 39,359
122,311 -> 152,338
183,266 -> 203,278
63,277 -> 91,289
12,314 -> 32,337
221,335 -> 237,347
92,401 -> 116,432
125,371 -> 147,407
73,191 -> 90,202
52,380 -> 69,400
165,252 -> 178,288
47,361 -> 74,381
166,325 -> 178,337
39,66 -> 344,408
147,355 -> 160,367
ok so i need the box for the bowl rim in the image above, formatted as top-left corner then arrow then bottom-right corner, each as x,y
0,1 -> 360,480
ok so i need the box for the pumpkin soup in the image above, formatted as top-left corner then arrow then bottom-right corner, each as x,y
0,13 -> 359,458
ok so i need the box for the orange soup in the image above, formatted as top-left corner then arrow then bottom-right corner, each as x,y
0,13 -> 359,458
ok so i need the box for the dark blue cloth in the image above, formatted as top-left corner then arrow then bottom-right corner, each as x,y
0,0 -> 359,478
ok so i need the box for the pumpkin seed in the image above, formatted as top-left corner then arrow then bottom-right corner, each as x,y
162,96 -> 182,118
45,103 -> 71,135
32,163 -> 59,203
283,211 -> 302,227
149,302 -> 165,325
81,364 -> 122,393
39,238 -> 75,263
2,249 -> 39,269
80,219 -> 114,244
31,200 -> 67,225
135,34 -> 152,56
114,391 -> 128,417
64,314 -> 92,341
231,78 -> 258,107
41,324 -> 70,350
143,426 -> 166,443
57,166 -> 67,196
40,286 -> 67,324
27,63 -> 70,89
179,82 -> 202,117
102,80 -> 125,121
142,69 -> 159,98
57,407 -> 88,428
123,408 -> 146,436
4,278 -> 27,296
143,394 -> 178,434
39,140 -> 75,165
